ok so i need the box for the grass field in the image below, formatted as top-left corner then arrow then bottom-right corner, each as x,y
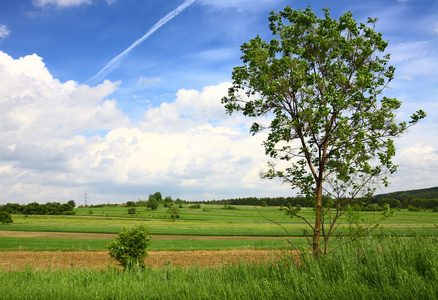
0,237 -> 437,299
0,204 -> 437,299
0,204 -> 436,252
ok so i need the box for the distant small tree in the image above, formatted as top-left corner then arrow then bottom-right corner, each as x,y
106,224 -> 151,270
126,201 -> 136,207
261,201 -> 268,207
146,195 -> 159,211
153,192 -> 163,202
167,205 -> 180,223
0,211 -> 12,225
128,207 -> 136,214
295,204 -> 302,212
67,200 -> 76,209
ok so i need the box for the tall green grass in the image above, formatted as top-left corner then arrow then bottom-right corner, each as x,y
0,237 -> 436,299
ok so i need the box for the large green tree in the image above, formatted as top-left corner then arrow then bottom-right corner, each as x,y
222,6 -> 425,258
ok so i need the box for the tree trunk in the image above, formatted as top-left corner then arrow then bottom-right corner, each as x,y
313,181 -> 323,260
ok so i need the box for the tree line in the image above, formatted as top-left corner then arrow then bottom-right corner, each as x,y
195,194 -> 438,211
0,200 -> 76,215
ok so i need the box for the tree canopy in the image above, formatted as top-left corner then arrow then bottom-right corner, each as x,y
222,6 -> 426,257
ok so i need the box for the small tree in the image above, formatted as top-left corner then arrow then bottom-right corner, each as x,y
222,6 -> 425,258
128,207 -> 136,214
0,211 -> 13,225
106,224 -> 151,269
167,205 -> 180,223
146,195 -> 159,210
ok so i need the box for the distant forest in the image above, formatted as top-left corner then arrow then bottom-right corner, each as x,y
195,187 -> 438,211
0,201 -> 76,215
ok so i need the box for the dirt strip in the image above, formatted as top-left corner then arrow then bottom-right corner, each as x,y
0,231 -> 289,240
0,250 -> 293,270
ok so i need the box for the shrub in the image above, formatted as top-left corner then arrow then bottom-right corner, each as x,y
0,211 -> 12,225
261,201 -> 268,207
127,207 -> 136,214
106,224 -> 151,270
189,204 -> 201,209
408,205 -> 420,212
222,205 -> 237,210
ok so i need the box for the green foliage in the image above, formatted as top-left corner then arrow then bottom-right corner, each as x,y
0,211 -> 13,225
261,201 -> 268,207
127,207 -> 136,215
153,192 -> 162,202
167,206 -> 180,223
222,205 -> 237,210
125,201 -> 136,207
146,196 -> 159,211
189,204 -> 201,209
222,5 -> 425,257
106,224 -> 151,270
0,201 -> 75,215
408,205 -> 421,212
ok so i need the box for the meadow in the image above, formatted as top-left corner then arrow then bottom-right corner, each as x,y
0,204 -> 437,299
0,237 -> 436,299
1,204 -> 437,239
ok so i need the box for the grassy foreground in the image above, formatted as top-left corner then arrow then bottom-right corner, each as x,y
0,237 -> 437,300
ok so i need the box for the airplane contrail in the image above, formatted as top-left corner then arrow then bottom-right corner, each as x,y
86,0 -> 196,85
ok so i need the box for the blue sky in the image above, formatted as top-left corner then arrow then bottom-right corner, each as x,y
0,0 -> 437,205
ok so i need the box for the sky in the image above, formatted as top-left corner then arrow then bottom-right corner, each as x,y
0,0 -> 437,205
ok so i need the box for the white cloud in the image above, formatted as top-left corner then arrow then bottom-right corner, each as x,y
1,47 -> 435,205
0,50 -> 291,204
0,25 -> 10,40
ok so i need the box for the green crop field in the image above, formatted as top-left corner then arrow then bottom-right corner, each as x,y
0,204 -> 436,251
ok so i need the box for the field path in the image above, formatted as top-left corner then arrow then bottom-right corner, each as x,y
0,231 -> 290,240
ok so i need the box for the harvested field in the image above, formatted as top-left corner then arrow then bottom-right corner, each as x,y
0,250 -> 290,270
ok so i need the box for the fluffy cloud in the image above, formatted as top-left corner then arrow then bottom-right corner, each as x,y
0,51 -> 291,204
1,48 -> 435,205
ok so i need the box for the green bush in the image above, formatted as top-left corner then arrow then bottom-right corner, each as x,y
408,205 -> 421,212
261,201 -> 268,207
222,205 -> 237,210
127,207 -> 136,214
106,224 -> 151,270
189,204 -> 201,209
146,197 -> 159,210
0,211 -> 12,225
